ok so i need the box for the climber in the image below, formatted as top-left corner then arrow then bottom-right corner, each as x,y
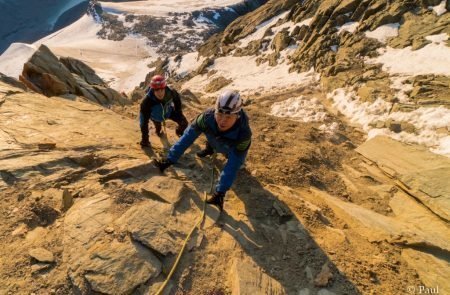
154,90 -> 252,211
139,75 -> 188,147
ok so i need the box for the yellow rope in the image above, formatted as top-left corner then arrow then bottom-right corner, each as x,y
154,193 -> 207,295
154,154 -> 216,295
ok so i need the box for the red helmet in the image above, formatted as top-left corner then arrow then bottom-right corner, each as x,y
150,75 -> 166,90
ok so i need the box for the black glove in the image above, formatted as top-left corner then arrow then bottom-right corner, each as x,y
154,158 -> 173,173
206,191 -> 225,211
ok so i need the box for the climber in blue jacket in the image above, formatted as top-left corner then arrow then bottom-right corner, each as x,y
155,90 -> 252,211
139,75 -> 188,147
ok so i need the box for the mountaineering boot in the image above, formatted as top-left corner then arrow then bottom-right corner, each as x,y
154,158 -> 173,173
206,191 -> 225,211
140,132 -> 150,147
139,141 -> 151,148
196,144 -> 214,158
140,140 -> 151,148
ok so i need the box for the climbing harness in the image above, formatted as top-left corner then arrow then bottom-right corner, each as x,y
154,154 -> 216,295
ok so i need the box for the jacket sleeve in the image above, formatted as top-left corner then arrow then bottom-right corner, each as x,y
172,89 -> 183,114
167,124 -> 202,163
216,148 -> 248,193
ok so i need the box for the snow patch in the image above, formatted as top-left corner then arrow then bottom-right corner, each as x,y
183,56 -> 319,96
328,88 -> 450,157
0,43 -> 37,78
389,76 -> 413,103
270,96 -> 329,123
429,0 -> 448,16
337,22 -> 359,34
298,17 -> 313,27
168,52 -> 205,79
364,23 -> 400,43
366,33 -> 450,76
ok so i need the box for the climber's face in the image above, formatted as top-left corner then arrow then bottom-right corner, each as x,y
215,112 -> 238,131
154,88 -> 165,100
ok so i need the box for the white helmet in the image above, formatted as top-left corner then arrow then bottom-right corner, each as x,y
215,90 -> 242,114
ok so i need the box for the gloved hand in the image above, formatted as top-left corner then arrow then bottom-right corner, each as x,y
154,158 -> 173,173
206,191 -> 225,211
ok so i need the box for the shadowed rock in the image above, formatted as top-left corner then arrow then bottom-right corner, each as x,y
20,44 -> 130,106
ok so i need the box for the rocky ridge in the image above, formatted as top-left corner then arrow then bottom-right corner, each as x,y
195,0 -> 450,110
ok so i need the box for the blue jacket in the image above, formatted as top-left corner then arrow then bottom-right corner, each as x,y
167,108 -> 252,193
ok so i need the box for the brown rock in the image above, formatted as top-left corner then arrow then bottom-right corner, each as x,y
141,176 -> 188,204
314,262 -> 333,287
29,248 -> 55,263
130,87 -> 146,102
60,57 -> 105,86
205,76 -> 233,92
271,30 -> 292,54
0,73 -> 27,90
195,57 -> 214,75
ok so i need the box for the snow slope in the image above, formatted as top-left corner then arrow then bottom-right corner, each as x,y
99,0 -> 245,16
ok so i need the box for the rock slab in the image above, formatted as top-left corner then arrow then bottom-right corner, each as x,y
229,257 -> 286,295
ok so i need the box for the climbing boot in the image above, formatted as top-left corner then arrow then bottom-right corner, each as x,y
206,191 -> 225,211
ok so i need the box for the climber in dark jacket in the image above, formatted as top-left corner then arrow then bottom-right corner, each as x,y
139,75 -> 188,147
155,90 -> 252,211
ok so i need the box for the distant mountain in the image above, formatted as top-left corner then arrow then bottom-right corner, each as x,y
0,0 -> 89,54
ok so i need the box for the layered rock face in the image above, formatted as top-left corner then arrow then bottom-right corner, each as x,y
197,0 -> 450,107
19,44 -> 130,106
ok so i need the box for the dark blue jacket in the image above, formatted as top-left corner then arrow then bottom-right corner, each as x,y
140,86 -> 182,123
167,108 -> 252,193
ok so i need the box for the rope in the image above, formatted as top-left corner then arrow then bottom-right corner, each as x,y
154,154 -> 216,295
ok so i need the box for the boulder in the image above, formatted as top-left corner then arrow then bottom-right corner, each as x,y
116,199 -> 197,256
271,30 -> 292,54
77,240 -> 161,295
21,44 -> 78,93
60,57 -> 105,86
64,193 -> 162,294
20,44 -> 130,106
29,248 -> 55,263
